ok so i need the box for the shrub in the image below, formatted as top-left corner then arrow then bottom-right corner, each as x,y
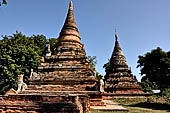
161,88 -> 170,98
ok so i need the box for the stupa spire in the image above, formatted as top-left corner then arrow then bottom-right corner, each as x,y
105,32 -> 144,94
115,29 -> 118,41
110,32 -> 128,70
114,32 -> 121,52
59,1 -> 80,43
69,1 -> 73,10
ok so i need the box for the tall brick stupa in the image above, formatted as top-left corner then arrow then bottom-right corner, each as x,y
26,1 -> 97,92
104,33 -> 143,94
0,2 -> 98,113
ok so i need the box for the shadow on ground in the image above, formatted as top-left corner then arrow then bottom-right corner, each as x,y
128,102 -> 170,112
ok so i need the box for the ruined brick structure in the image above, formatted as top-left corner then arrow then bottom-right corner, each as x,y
0,94 -> 89,113
105,33 -> 143,94
26,0 -> 97,93
0,1 -> 147,112
0,1 -> 98,113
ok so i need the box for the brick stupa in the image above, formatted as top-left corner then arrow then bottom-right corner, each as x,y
0,2 -> 98,113
104,33 -> 143,94
25,1 -> 97,93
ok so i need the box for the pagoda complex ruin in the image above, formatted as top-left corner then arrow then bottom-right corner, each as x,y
104,33 -> 143,94
0,1 -> 99,113
0,1 -> 150,113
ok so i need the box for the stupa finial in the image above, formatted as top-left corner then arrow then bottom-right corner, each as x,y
69,1 -> 73,10
115,29 -> 118,41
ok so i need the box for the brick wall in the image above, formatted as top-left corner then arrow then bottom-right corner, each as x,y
0,94 -> 90,113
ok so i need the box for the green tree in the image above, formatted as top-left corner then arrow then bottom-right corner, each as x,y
87,56 -> 97,69
49,38 -> 59,54
139,77 -> 157,93
137,47 -> 170,92
0,32 -> 42,94
87,56 -> 101,80
103,59 -> 110,73
0,0 -> 7,6
30,35 -> 48,56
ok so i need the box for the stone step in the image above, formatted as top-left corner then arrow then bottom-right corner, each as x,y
90,100 -> 128,112
24,84 -> 92,91
19,90 -> 98,95
90,99 -> 103,101
90,102 -> 106,106
0,103 -> 81,112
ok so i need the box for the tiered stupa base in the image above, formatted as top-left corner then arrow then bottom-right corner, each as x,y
0,94 -> 89,113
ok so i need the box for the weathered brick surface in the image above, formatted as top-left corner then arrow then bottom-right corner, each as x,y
105,33 -> 143,94
1,2 -> 98,113
89,93 -> 106,106
0,94 -> 89,113
1,2 -> 106,113
28,2 -> 97,92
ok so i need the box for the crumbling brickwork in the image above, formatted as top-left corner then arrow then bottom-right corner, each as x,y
1,1 -> 97,113
0,94 -> 89,113
28,1 -> 97,92
105,33 -> 143,94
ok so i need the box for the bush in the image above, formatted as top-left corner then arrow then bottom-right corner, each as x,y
161,88 -> 170,98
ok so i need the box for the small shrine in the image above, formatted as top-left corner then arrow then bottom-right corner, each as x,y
104,33 -> 143,94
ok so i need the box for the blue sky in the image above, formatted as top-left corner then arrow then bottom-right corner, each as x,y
1,0 -> 170,81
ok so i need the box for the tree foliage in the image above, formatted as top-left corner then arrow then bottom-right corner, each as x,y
0,0 -> 7,6
87,56 -> 101,80
0,32 -> 42,94
137,47 -> 170,92
30,35 -> 48,56
49,38 -> 59,54
161,88 -> 170,97
103,59 -> 110,72
87,56 -> 97,69
139,77 -> 157,93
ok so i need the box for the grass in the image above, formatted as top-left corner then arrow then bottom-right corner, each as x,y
91,98 -> 170,113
